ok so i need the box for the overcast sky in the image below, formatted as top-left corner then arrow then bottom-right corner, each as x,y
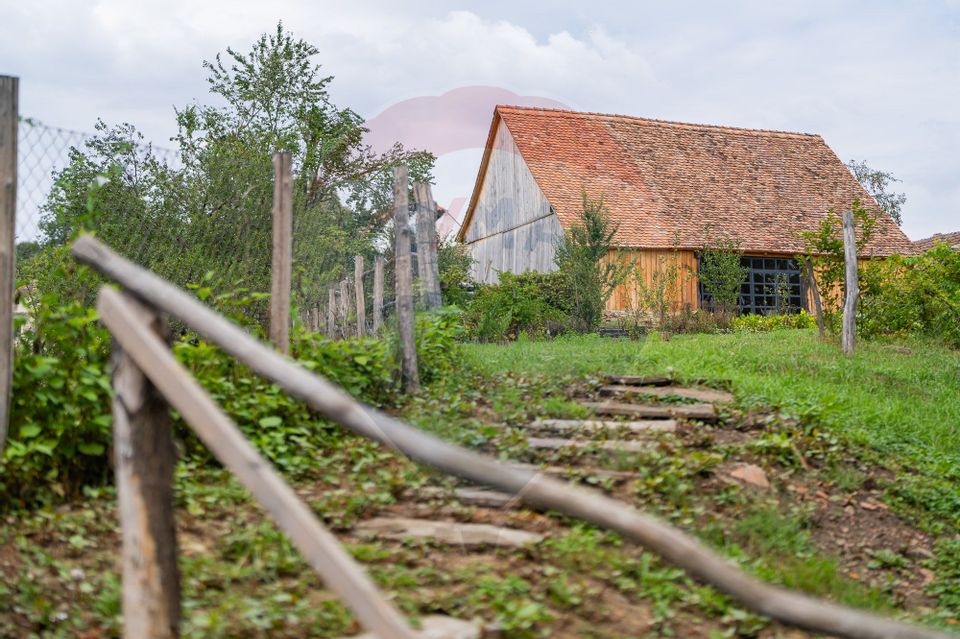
3,0 -> 958,240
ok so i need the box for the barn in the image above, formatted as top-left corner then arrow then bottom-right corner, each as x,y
455,106 -> 915,313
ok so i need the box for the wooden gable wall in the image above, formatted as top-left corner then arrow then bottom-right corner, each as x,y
463,119 -> 563,284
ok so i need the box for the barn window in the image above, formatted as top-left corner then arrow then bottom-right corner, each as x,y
738,256 -> 804,315
698,256 -> 805,315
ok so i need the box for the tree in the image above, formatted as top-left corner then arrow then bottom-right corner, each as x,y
554,194 -> 630,332
698,234 -> 747,313
847,159 -> 906,226
31,23 -> 434,316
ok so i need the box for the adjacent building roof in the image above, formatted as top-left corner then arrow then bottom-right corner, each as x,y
913,231 -> 960,252
459,106 -> 914,256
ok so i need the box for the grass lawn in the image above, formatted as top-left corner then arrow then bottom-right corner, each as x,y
465,330 -> 960,477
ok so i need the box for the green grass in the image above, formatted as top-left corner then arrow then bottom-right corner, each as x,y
464,330 -> 960,476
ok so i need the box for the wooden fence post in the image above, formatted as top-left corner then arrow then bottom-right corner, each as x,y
414,182 -> 442,309
0,76 -> 17,454
111,294 -> 180,639
393,167 -> 419,392
269,152 -> 293,355
372,256 -> 384,334
338,279 -> 350,337
841,210 -> 859,356
803,257 -> 826,340
354,255 -> 366,337
327,288 -> 337,338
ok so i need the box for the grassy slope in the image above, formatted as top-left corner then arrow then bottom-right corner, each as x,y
464,330 -> 960,475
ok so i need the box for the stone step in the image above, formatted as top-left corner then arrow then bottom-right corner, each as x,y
530,418 -> 677,434
602,374 -> 673,386
527,437 -> 654,453
348,615 -> 481,639
582,400 -> 718,422
600,384 -> 734,403
413,486 -> 515,509
354,517 -> 543,547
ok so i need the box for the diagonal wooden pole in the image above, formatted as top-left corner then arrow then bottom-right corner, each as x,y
73,235 -> 952,639
97,287 -> 417,639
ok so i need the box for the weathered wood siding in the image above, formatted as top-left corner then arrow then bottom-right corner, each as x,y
465,120 -> 562,283
606,249 -> 700,312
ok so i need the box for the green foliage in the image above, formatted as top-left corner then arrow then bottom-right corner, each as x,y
801,197 -> 879,318
2,300 -> 112,506
4,293 -> 463,507
554,193 -> 629,332
860,243 -> 960,346
732,310 -> 817,333
436,239 -> 475,307
847,159 -> 906,226
699,236 -> 748,312
461,271 -> 570,341
25,23 -> 433,317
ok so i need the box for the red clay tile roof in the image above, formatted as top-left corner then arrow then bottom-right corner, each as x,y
459,106 -> 914,256
913,231 -> 960,252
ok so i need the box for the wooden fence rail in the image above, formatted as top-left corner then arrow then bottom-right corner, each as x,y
99,287 -> 419,639
72,234 -> 950,639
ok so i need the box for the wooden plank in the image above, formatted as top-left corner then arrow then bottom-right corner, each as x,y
269,152 -> 293,354
582,401 -> 718,422
527,437 -> 653,453
327,288 -> 337,338
0,76 -> 16,454
530,418 -> 677,433
111,295 -> 180,639
841,210 -> 859,356
354,255 -> 366,337
97,288 -> 417,639
72,236 -> 953,639
349,615 -> 480,639
354,517 -> 542,547
414,182 -> 442,309
600,384 -> 733,404
372,255 -> 384,333
602,374 -> 672,387
393,166 -> 419,391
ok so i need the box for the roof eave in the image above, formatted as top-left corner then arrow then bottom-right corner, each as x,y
455,107 -> 504,242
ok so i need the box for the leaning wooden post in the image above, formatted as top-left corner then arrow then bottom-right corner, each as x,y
372,256 -> 385,334
841,210 -> 859,356
0,76 -> 17,454
393,167 -> 419,392
110,294 -> 180,639
803,256 -> 826,340
414,182 -> 442,309
326,288 -> 337,338
338,279 -> 350,337
269,152 -> 293,355
354,255 -> 366,337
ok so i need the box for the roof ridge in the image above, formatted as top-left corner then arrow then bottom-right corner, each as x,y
495,104 -> 820,139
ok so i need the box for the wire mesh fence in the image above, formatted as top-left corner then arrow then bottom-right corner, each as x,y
14,116 -> 436,339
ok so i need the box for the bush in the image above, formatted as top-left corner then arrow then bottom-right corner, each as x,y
3,297 -> 464,508
860,243 -> 960,346
662,308 -> 735,335
437,240 -> 475,307
732,311 -> 817,333
4,300 -> 113,506
462,272 -> 570,342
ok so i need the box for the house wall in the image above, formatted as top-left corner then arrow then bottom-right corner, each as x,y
464,120 -> 562,283
605,249 -> 700,312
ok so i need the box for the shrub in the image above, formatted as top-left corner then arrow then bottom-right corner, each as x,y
3,296 -> 464,508
663,308 -> 735,335
3,299 -> 113,506
437,240 -> 475,307
554,194 -> 629,332
860,243 -> 960,346
699,237 -> 748,313
732,311 -> 817,333
462,272 -> 570,342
